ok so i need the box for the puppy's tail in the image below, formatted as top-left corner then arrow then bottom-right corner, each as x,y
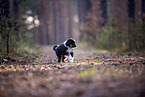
53,45 -> 58,51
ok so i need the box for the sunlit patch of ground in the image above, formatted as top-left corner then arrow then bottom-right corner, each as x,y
0,44 -> 145,97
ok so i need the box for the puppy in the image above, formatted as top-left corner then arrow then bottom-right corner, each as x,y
53,38 -> 77,63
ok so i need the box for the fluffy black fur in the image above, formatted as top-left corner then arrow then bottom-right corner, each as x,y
53,38 -> 76,63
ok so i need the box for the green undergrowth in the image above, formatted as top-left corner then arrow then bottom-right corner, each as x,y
78,42 -> 145,54
16,39 -> 41,55
79,64 -> 144,79
0,39 -> 42,64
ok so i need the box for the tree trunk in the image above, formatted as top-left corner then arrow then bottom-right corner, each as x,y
38,0 -> 51,45
71,0 -> 79,42
128,0 -> 135,50
53,0 -> 61,43
0,0 -> 10,55
142,0 -> 145,21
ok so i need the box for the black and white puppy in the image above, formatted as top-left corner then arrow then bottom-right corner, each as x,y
53,38 -> 77,63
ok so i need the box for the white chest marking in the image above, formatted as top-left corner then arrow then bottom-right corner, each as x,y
66,48 -> 74,62
66,48 -> 73,54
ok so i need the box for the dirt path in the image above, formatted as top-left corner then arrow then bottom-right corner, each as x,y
0,45 -> 145,97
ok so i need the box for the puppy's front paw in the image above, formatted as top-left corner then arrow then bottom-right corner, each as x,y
70,59 -> 74,63
68,55 -> 74,62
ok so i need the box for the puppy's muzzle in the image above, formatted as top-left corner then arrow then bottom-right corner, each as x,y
70,44 -> 76,48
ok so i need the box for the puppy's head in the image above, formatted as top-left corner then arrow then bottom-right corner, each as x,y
65,38 -> 77,48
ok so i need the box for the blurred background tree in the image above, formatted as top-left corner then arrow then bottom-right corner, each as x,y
0,0 -> 145,55
0,0 -> 20,55
80,0 -> 145,51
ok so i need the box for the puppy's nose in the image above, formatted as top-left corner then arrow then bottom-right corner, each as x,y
70,44 -> 73,47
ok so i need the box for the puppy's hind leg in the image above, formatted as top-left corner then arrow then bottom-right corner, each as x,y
62,55 -> 66,62
57,54 -> 61,63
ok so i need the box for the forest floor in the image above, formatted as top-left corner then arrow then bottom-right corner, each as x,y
0,44 -> 145,97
